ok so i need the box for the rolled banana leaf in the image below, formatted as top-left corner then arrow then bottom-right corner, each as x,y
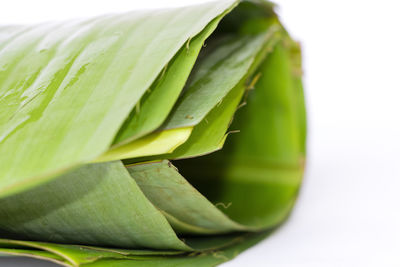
0,0 -> 306,266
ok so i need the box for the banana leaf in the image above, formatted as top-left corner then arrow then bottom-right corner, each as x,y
0,0 -> 306,266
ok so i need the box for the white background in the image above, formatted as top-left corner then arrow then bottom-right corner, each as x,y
1,0 -> 399,266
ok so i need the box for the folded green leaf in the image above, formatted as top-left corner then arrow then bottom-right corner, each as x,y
0,0 -> 306,266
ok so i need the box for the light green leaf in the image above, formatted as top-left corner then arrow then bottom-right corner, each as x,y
0,0 -> 306,266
